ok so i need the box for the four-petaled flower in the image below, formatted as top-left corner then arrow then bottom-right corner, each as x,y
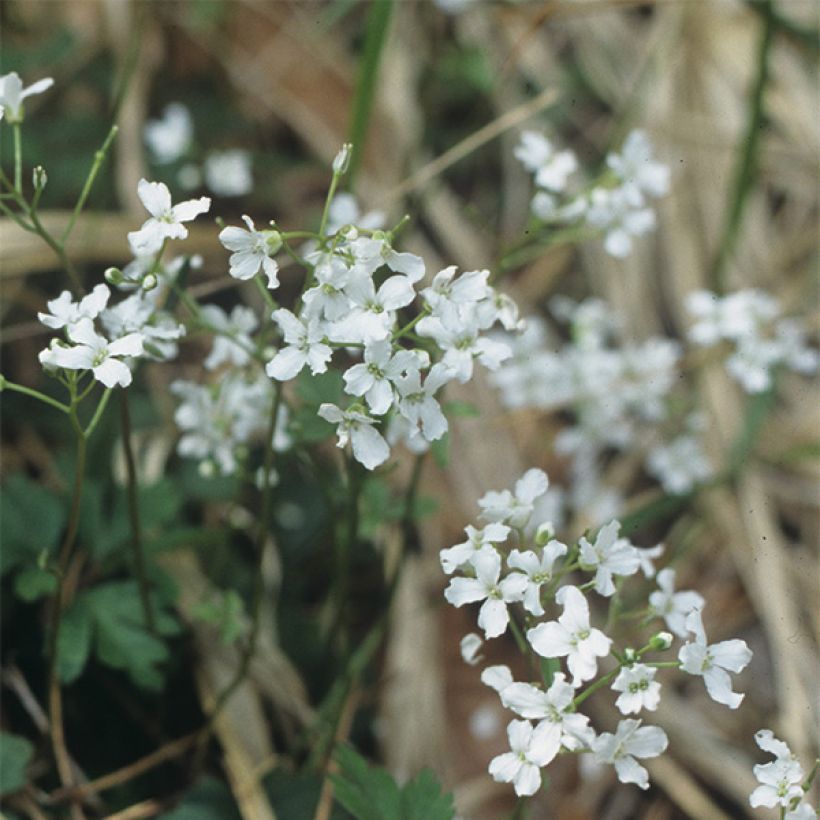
678,609 -> 752,709
591,719 -> 668,790
218,215 -> 281,287
489,719 -> 559,797
128,179 -> 210,255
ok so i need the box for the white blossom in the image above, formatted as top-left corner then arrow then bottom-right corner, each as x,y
204,149 -> 253,198
611,664 -> 661,715
506,540 -> 567,616
144,103 -> 192,164
526,585 -> 612,685
678,609 -> 752,709
478,468 -> 549,529
127,179 -> 210,255
393,363 -> 451,442
648,568 -> 704,638
266,309 -> 332,381
200,305 -> 257,371
607,130 -> 670,199
489,720 -> 556,797
39,318 -> 143,388
444,549 -> 527,639
439,522 -> 511,575
37,284 -> 110,331
591,719 -> 668,790
218,215 -> 280,287
317,403 -> 389,470
0,72 -> 53,123
578,520 -> 641,597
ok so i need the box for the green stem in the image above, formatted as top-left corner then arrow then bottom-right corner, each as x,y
346,0 -> 393,185
392,308 -> 429,342
253,274 -> 277,313
319,171 -> 342,238
60,125 -> 119,246
1,379 -> 70,414
13,123 -> 22,192
710,0 -> 774,293
84,388 -> 112,437
47,428 -> 88,796
508,616 -> 529,655
573,664 -> 621,708
120,392 -> 156,634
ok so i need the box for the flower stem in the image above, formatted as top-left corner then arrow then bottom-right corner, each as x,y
13,123 -> 22,192
1,379 -> 70,414
573,665 -> 621,708
84,388 -> 112,437
60,124 -> 119,246
119,391 -> 156,635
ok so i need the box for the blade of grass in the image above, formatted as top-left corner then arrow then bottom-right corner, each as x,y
710,0 -> 775,293
347,0 -> 394,186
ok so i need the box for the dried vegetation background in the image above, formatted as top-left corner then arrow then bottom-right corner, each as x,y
1,1 -> 818,819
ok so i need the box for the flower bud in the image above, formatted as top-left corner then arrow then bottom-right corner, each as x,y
535,521 -> 555,546
649,631 -> 674,651
623,647 -> 638,663
141,274 -> 158,292
32,165 -> 48,190
104,267 -> 124,285
332,143 -> 352,175
264,230 -> 283,255
198,459 -> 216,478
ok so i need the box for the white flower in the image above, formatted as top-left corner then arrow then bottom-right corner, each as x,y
317,403 -> 389,470
266,309 -> 332,380
526,585 -> 612,685
325,193 -> 384,235
646,434 -> 713,495
421,266 -> 491,312
636,543 -> 664,578
444,549 -> 527,639
100,291 -> 184,361
0,72 -> 54,123
218,215 -> 280,287
37,284 -> 110,331
204,149 -> 253,198
489,719 -> 556,797
394,363 -> 451,442
144,103 -> 192,164
478,468 -> 549,529
127,179 -> 210,255
39,318 -> 143,388
330,272 -> 417,343
591,719 -> 668,790
460,633 -> 483,666
750,759 -> 806,809
439,522 -> 510,575
342,340 -> 426,415
648,568 -> 704,638
506,540 -> 567,616
499,672 -> 595,756
200,305 -> 257,371
607,130 -> 670,199
514,131 -> 578,192
481,664 -> 514,694
611,664 -> 661,715
754,729 -> 795,761
678,609 -> 752,709
578,520 -> 641,597
585,185 -> 655,258
348,235 -> 425,281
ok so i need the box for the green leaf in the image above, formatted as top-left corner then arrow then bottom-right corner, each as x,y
331,746 -> 454,820
332,745 -> 401,820
399,768 -> 455,820
0,474 -> 65,577
59,581 -> 180,690
14,566 -> 57,602
57,599 -> 94,684
0,731 -> 34,796
296,369 -> 344,407
161,776 -> 242,820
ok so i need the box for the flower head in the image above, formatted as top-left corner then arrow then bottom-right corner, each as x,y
0,72 -> 53,123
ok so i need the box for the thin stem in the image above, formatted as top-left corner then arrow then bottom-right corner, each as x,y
47,429 -> 88,802
710,0 -> 774,293
346,0 -> 394,185
194,384 -> 283,759
84,388 -> 112,438
13,122 -> 22,192
60,125 -> 119,246
1,379 -> 70,414
119,392 -> 156,634
319,172 -> 342,238
508,616 -> 529,656
573,664 -> 621,708
253,274 -> 277,313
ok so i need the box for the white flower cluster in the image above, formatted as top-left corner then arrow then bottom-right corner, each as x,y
490,297 -> 713,510
442,468 -> 752,797
37,282 -> 184,389
749,730 -> 817,819
687,289 -> 817,393
515,129 -> 669,258
224,219 -> 519,470
144,102 -> 254,198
